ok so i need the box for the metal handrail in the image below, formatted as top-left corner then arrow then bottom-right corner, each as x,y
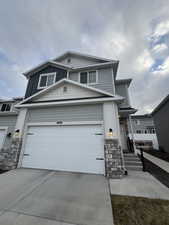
138,148 -> 146,171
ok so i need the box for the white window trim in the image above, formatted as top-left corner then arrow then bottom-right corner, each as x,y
78,70 -> 98,85
37,72 -> 56,90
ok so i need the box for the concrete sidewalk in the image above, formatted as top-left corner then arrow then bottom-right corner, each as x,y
143,151 -> 169,173
110,171 -> 169,200
0,169 -> 113,225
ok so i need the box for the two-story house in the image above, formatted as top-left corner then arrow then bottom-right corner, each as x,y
0,52 -> 137,176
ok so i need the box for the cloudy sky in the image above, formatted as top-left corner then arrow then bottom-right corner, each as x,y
0,0 -> 169,114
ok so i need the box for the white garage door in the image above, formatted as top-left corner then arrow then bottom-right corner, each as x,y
22,124 -> 104,174
0,129 -> 6,149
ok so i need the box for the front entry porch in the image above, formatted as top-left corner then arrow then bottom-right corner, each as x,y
119,107 -> 137,153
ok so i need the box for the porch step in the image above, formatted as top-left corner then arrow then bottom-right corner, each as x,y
125,165 -> 143,171
123,153 -> 143,171
123,156 -> 140,161
125,161 -> 142,166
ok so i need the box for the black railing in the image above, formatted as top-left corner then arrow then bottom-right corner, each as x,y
139,148 -> 146,172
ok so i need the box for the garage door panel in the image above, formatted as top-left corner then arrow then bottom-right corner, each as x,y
22,125 -> 104,174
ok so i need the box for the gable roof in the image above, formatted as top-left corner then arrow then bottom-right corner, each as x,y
23,61 -> 72,78
17,79 -> 116,106
152,94 -> 169,115
54,51 -> 116,63
23,51 -> 120,79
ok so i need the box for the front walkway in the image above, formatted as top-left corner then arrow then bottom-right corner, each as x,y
110,171 -> 169,200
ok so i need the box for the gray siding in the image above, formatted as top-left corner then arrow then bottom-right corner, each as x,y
27,104 -> 103,123
115,83 -> 130,107
153,101 -> 169,153
0,115 -> 17,149
57,55 -> 104,67
69,68 -> 114,94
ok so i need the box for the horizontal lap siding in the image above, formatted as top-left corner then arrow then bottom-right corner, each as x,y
27,104 -> 103,123
69,68 -> 114,94
92,68 -> 114,94
0,115 -> 17,148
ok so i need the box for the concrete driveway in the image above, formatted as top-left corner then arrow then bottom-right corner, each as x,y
0,169 -> 113,225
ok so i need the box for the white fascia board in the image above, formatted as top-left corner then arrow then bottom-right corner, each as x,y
71,61 -> 116,71
16,97 -> 117,108
23,61 -> 72,78
16,78 -> 115,107
54,51 -> 115,62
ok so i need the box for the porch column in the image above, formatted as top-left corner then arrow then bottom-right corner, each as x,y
103,101 -> 121,141
103,101 -> 124,178
15,108 -> 27,134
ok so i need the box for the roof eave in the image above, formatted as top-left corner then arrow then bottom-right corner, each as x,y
54,51 -> 115,63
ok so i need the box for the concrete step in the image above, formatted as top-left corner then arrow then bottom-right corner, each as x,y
124,155 -> 140,159
124,154 -> 140,158
125,161 -> 142,166
125,165 -> 143,171
124,153 -> 137,156
124,158 -> 141,162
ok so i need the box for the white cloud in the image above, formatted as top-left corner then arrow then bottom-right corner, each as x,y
134,50 -> 154,72
152,20 -> 169,40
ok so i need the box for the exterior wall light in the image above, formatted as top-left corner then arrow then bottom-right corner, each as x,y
13,129 -> 20,138
107,128 -> 113,138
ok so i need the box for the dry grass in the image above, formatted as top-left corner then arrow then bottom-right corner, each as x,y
111,195 -> 169,225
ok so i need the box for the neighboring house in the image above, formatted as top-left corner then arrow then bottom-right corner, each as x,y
0,51 -> 137,177
129,114 -> 159,150
0,98 -> 23,149
0,97 -> 23,169
152,94 -> 169,153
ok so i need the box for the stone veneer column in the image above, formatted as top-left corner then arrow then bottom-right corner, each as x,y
104,139 -> 124,178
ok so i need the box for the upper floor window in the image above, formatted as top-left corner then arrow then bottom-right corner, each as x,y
135,120 -> 140,125
1,103 -> 11,112
79,71 -> 97,84
38,73 -> 56,89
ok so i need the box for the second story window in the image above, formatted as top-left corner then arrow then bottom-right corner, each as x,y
79,71 -> 97,84
1,103 -> 11,112
38,73 -> 56,89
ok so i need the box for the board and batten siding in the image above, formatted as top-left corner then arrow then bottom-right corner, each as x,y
0,115 -> 17,149
34,83 -> 102,102
26,104 -> 103,123
69,68 -> 115,94
25,65 -> 67,98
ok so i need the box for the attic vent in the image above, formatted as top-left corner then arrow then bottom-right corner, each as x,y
63,86 -> 67,92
